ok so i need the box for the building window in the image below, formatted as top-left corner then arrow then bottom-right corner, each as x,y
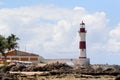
7,58 -> 10,60
30,58 -> 38,61
21,58 -> 28,61
11,58 -> 19,60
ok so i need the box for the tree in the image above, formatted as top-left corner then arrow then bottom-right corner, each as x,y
6,34 -> 19,50
0,35 -> 6,57
0,34 -> 19,64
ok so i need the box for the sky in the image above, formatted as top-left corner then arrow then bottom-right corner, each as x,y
0,0 -> 120,65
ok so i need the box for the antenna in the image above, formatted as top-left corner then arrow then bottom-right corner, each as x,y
25,41 -> 27,52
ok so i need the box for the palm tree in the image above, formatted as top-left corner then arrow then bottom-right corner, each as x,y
0,35 -> 7,64
0,35 -> 6,57
7,34 -> 19,51
0,34 -> 19,65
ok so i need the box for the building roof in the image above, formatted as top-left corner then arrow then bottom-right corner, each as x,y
1,50 -> 39,56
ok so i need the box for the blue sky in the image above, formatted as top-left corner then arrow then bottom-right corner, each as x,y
1,0 -> 120,26
0,0 -> 120,65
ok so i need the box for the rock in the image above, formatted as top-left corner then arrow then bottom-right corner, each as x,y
42,62 -> 72,71
2,77 -> 13,80
10,64 -> 26,71
115,75 -> 120,80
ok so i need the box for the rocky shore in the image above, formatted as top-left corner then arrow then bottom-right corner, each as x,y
0,62 -> 120,80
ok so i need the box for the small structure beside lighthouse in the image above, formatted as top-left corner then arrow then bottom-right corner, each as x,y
77,21 -> 90,66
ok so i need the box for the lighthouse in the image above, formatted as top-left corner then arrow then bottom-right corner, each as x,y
79,21 -> 87,58
77,21 -> 90,66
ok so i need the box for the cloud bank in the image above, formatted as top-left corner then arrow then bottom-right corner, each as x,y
0,5 -> 120,64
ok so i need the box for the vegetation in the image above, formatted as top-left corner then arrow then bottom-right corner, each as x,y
0,34 -> 19,64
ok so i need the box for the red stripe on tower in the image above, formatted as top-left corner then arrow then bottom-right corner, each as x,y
79,41 -> 86,49
80,28 -> 86,32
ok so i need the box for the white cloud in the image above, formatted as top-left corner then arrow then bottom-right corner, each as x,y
73,6 -> 85,12
109,24 -> 120,41
106,24 -> 120,53
0,23 -> 10,35
0,5 -> 119,61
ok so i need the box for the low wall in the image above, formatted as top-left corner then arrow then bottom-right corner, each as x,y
45,58 -> 90,66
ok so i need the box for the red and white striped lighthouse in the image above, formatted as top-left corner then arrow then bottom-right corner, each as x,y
79,21 -> 87,59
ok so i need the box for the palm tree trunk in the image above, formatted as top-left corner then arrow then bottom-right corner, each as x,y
3,54 -> 7,65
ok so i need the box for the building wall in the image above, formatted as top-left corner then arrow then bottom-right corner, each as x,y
0,56 -> 40,63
